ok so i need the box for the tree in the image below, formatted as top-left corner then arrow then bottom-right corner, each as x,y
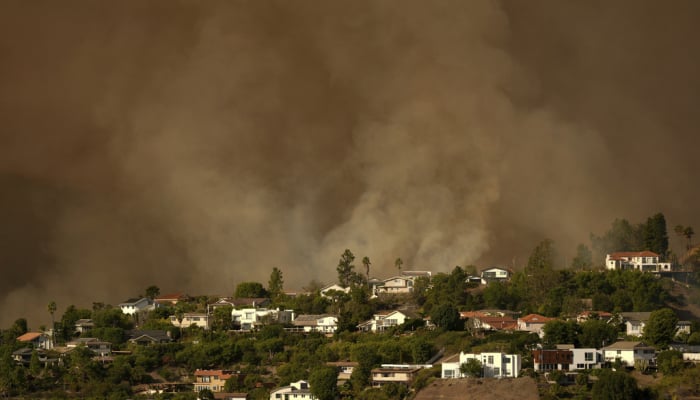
145,285 -> 160,299
591,370 -> 639,400
47,301 -> 57,343
430,303 -> 461,331
643,308 -> 678,348
337,249 -> 356,288
309,365 -> 339,400
542,320 -> 580,348
459,358 -> 482,378
644,212 -> 669,257
571,243 -> 593,270
578,319 -> 619,348
267,267 -> 284,301
656,350 -> 684,375
234,282 -> 267,298
362,256 -> 371,282
394,257 -> 403,273
198,388 -> 215,400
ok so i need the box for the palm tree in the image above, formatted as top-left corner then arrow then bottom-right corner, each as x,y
394,257 -> 403,274
683,226 -> 695,250
362,256 -> 371,283
47,301 -> 57,344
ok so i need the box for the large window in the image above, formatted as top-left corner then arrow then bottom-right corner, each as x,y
585,352 -> 593,361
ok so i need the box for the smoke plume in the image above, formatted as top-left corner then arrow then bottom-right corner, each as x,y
1,0 -> 699,327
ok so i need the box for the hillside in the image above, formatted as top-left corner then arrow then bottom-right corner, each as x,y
665,277 -> 700,321
413,377 -> 539,400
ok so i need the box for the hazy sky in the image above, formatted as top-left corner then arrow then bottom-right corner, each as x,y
1,0 -> 699,328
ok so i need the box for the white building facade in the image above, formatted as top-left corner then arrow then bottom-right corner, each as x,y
442,352 -> 521,379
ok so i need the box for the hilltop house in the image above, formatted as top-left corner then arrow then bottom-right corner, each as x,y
605,251 -> 672,273
373,276 -> 415,295
480,267 -> 512,284
119,298 -> 153,315
269,380 -> 315,400
442,352 -> 521,378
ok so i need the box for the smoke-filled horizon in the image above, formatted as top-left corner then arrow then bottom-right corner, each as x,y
1,0 -> 699,328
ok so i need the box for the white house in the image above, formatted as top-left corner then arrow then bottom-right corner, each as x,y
320,284 -> 350,299
620,312 -> 685,338
605,251 -> 672,273
16,332 -> 53,350
119,298 -> 153,315
480,267 -> 511,284
357,310 -> 416,332
269,380 -> 316,400
442,352 -> 521,378
373,276 -> 415,295
170,313 -> 211,330
371,365 -> 423,387
572,348 -> 603,370
291,314 -> 338,334
602,341 -> 656,367
231,308 -> 295,330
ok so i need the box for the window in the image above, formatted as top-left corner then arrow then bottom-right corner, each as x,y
616,350 -> 621,355
585,352 -> 593,361
577,364 -> 585,369
487,356 -> 494,364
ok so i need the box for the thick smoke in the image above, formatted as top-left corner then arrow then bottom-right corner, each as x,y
1,1 -> 699,327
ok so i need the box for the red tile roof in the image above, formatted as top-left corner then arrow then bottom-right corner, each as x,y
17,332 -> 42,342
195,369 -> 233,379
519,314 -> 554,324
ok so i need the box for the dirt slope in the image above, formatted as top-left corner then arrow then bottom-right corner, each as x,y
414,377 -> 539,400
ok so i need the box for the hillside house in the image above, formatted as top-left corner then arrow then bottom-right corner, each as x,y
74,319 -> 94,335
128,330 -> 172,345
602,341 -> 656,367
67,338 -> 112,356
17,332 -> 53,350
291,314 -> 338,334
170,313 -> 210,330
231,308 -> 295,330
442,352 -> 521,378
605,251 -> 672,273
374,276 -> 415,295
326,361 -> 358,381
194,369 -> 233,393
533,346 -> 602,371
480,267 -> 511,284
269,380 -> 315,400
371,365 -> 423,387
119,298 -> 153,315
357,310 -> 417,332
517,314 -> 554,337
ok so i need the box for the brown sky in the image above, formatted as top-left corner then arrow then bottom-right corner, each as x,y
1,0 -> 699,328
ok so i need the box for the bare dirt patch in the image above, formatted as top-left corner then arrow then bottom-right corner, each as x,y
414,377 -> 539,400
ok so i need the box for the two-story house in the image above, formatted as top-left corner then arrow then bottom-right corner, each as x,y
605,251 -> 672,273
441,352 -> 521,378
194,369 -> 233,393
67,337 -> 112,357
17,332 -> 53,350
533,345 -> 602,371
291,314 -> 338,334
119,298 -> 153,315
231,308 -> 295,331
269,380 -> 316,400
371,365 -> 423,387
480,267 -> 512,284
602,341 -> 656,367
357,310 -> 417,332
373,276 -> 415,295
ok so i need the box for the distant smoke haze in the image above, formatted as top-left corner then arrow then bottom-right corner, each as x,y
1,1 -> 699,327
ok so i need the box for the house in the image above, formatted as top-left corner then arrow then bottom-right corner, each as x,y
605,251 -> 672,273
320,284 -> 350,299
517,314 -> 554,337
170,313 -> 211,330
67,337 -> 112,356
17,332 -> 53,350
269,380 -> 316,400
154,293 -> 190,306
291,314 -> 338,334
576,311 -> 613,324
210,297 -> 270,311
677,321 -> 692,336
441,352 -> 521,378
119,298 -> 153,315
194,369 -> 233,393
467,315 -> 517,332
357,310 -> 417,332
371,365 -> 423,387
480,267 -> 511,284
620,312 -> 651,337
74,319 -> 94,334
374,276 -> 415,295
326,361 -> 358,380
11,347 -> 48,365
231,308 -> 295,330
532,345 -> 602,371
127,330 -> 172,345
602,341 -> 656,367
